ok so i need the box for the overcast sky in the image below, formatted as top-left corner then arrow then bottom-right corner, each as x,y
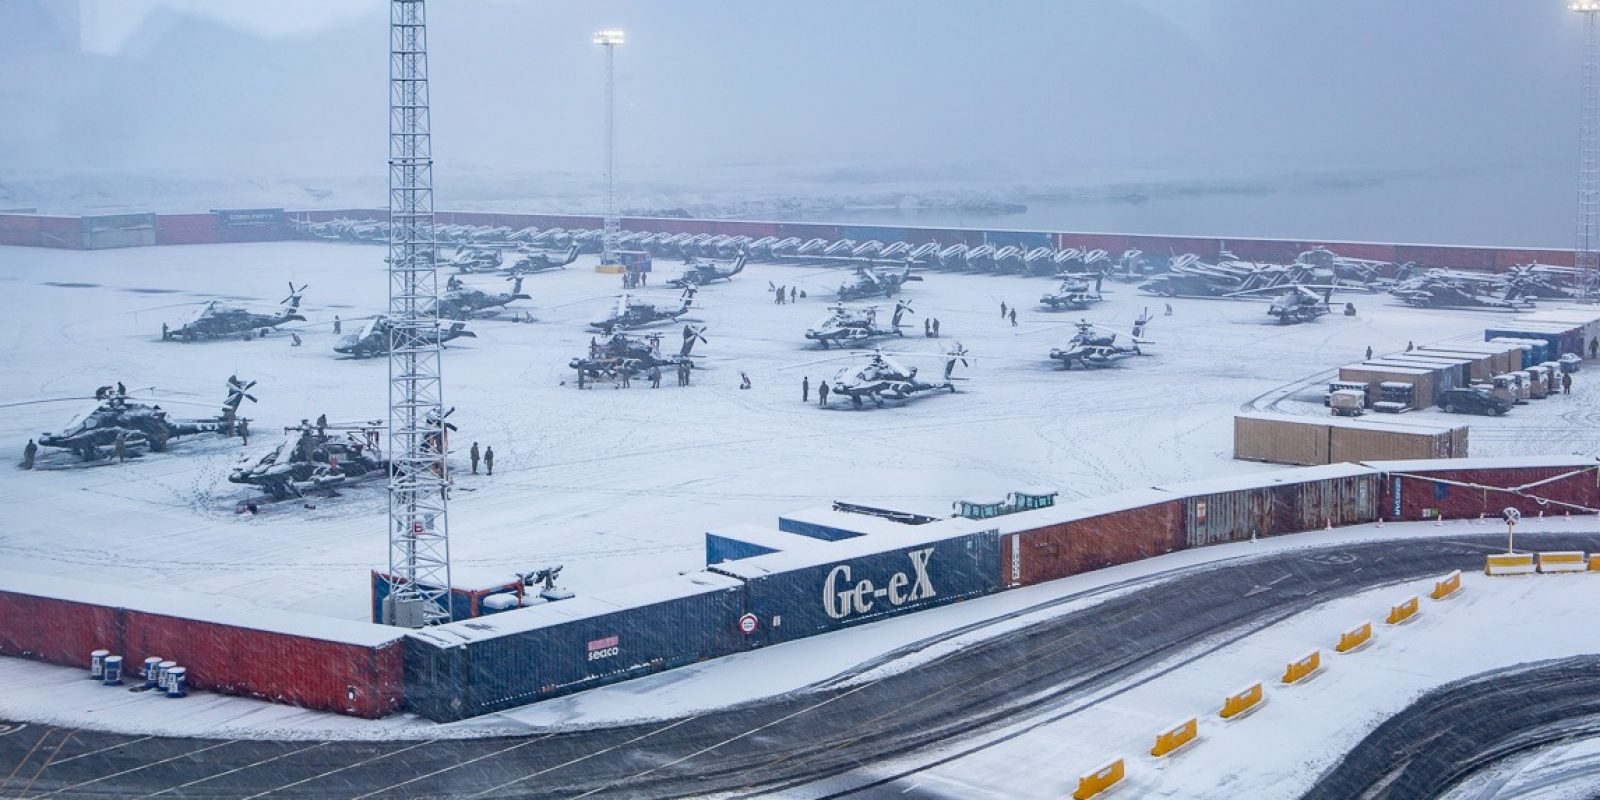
0,2 -> 1588,205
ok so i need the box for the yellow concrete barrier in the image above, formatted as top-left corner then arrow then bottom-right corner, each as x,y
1220,681 -> 1264,719
1072,757 -> 1126,800
1485,553 -> 1536,576
1429,570 -> 1462,600
1150,716 -> 1198,757
1588,554 -> 1600,572
594,264 -> 625,274
1336,621 -> 1373,653
1385,595 -> 1420,626
1282,649 -> 1321,685
1538,551 -> 1588,574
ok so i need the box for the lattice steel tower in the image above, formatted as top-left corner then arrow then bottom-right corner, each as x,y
1577,1 -> 1600,298
384,0 -> 452,627
594,29 -> 625,266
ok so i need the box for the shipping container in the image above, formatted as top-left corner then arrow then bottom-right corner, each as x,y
1224,239 -> 1305,264
711,527 -> 999,648
775,505 -> 934,541
1156,464 -> 1380,547
1394,244 -> 1496,271
1488,337 -> 1548,367
1368,456 -> 1600,522
1124,236 -> 1220,259
154,213 -> 221,245
1338,364 -> 1438,407
777,223 -> 842,241
1488,326 -> 1582,360
1057,232 -> 1136,254
982,230 -> 1052,249
0,590 -> 123,666
1413,347 -> 1498,381
706,523 -> 830,564
405,571 -> 747,722
1309,241 -> 1399,262
1234,414 -> 1331,466
1377,354 -> 1473,389
36,215 -> 86,248
122,609 -> 405,718
83,213 -> 156,249
1416,344 -> 1512,378
994,489 -> 1183,588
213,208 -> 287,242
0,214 -> 43,246
1327,418 -> 1465,462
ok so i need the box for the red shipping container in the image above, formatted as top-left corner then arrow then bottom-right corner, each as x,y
1494,248 -> 1574,270
1305,241 -> 1397,262
777,223 -> 842,241
1124,235 -> 1219,258
0,214 -> 41,246
1226,238 -> 1305,263
155,213 -> 221,245
712,220 -> 779,237
1374,460 -> 1600,522
0,591 -> 123,666
1394,245 -> 1496,272
1056,232 -> 1136,253
996,493 -> 1185,588
36,215 -> 85,249
121,609 -> 405,718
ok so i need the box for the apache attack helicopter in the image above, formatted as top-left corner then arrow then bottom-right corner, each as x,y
1257,285 -> 1333,324
664,253 -> 747,289
823,344 -> 969,408
1039,275 -> 1105,311
1388,269 -> 1536,311
228,419 -> 388,500
569,324 -> 708,381
37,377 -> 255,461
446,247 -> 506,273
333,317 -> 477,358
162,283 -> 307,341
438,275 -> 530,319
1139,253 -> 1333,298
834,264 -> 923,302
805,301 -> 913,349
504,244 -> 580,275
1048,314 -> 1155,370
588,287 -> 697,333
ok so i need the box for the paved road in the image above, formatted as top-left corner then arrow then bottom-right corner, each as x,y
5,533 -> 1595,799
1300,654 -> 1600,800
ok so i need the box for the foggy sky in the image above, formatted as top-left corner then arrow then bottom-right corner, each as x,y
0,2 -> 1586,220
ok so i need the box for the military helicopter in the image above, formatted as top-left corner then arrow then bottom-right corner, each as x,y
162,283 -> 307,341
569,324 -> 708,381
835,264 -> 923,302
665,253 -> 747,289
1139,254 -> 1332,298
333,316 -> 477,358
438,275 -> 530,319
1251,285 -> 1333,324
228,419 -> 388,500
1039,275 -> 1105,311
1388,269 -> 1535,311
446,247 -> 506,273
505,244 -> 580,275
37,377 -> 255,461
823,344 -> 969,408
1048,314 -> 1154,369
588,287 -> 697,333
805,301 -> 913,349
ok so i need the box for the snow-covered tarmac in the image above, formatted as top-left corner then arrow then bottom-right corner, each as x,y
0,242 -> 1594,621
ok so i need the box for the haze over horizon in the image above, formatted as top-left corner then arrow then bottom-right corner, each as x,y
0,1 -> 1589,246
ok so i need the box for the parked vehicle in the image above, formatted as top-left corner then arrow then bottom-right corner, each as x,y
1437,386 -> 1512,416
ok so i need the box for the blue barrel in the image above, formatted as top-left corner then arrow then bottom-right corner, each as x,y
156,660 -> 177,691
142,657 -> 163,689
89,649 -> 109,680
165,667 -> 187,698
102,655 -> 123,685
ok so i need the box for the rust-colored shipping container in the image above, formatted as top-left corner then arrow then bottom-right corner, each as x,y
0,214 -> 42,246
777,222 -> 842,241
1494,248 -> 1574,270
1056,232 -> 1135,253
1394,244 -> 1496,271
155,213 -> 221,245
995,490 -> 1184,588
1224,239 -> 1305,264
1309,241 -> 1398,262
1369,457 -> 1600,521
1158,464 -> 1381,547
36,215 -> 86,249
121,609 -> 405,718
1234,414 -> 1330,466
1338,364 -> 1437,407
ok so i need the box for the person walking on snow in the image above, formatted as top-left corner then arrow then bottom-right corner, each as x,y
1000,301 -> 1007,319
21,439 -> 37,470
650,365 -> 662,388
803,377 -> 810,402
1164,303 -> 1173,316
333,315 -> 342,335
470,442 -> 480,474
818,380 -> 830,406
483,446 -> 494,476
1009,308 -> 1018,327
790,286 -> 797,303
113,432 -> 127,463
932,318 -> 940,337
1563,372 -> 1573,395
1365,346 -> 1373,360
238,418 -> 250,446
924,319 -> 931,337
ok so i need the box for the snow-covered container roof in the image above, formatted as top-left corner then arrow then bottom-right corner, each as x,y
707,523 -> 829,555
0,568 -> 404,647
1360,455 -> 1599,472
1153,463 -> 1379,497
707,518 -> 995,579
777,506 -> 938,537
411,570 -> 747,646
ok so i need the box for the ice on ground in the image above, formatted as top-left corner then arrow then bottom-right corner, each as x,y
0,242 -> 1594,623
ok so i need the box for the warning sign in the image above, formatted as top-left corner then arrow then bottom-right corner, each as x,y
738,613 -> 758,635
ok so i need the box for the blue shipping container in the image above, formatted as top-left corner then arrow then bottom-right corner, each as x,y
1487,332 -> 1554,363
405,572 -> 748,722
711,529 -> 1000,647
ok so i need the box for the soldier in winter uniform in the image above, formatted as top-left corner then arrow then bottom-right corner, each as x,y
470,441 -> 481,474
483,446 -> 495,476
818,381 -> 830,406
22,439 -> 37,470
